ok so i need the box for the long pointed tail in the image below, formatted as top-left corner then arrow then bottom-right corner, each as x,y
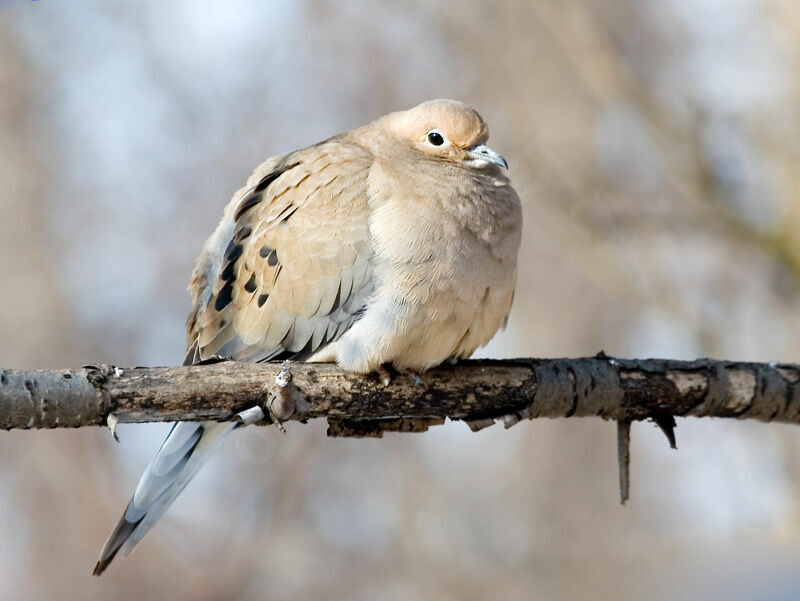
93,420 -> 236,576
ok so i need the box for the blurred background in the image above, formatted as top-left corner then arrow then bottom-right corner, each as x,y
1,0 -> 799,599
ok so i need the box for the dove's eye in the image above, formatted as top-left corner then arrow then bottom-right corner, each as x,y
426,130 -> 446,146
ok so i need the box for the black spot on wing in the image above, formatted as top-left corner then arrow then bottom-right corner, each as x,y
220,260 -> 236,282
234,193 -> 263,221
226,243 -> 243,263
207,278 -> 372,365
219,242 -> 243,282
233,226 -> 252,243
215,283 -> 233,311
254,169 -> 281,192
244,273 -> 257,293
234,161 -> 301,221
258,246 -> 279,266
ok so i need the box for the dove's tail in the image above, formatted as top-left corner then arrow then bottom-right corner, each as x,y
93,420 -> 236,576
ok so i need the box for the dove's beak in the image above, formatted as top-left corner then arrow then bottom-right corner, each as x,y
467,144 -> 508,169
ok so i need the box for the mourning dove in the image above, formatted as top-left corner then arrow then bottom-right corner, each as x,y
94,99 -> 522,575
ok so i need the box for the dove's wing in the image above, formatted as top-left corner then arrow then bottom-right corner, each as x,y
94,138 -> 377,576
186,138 -> 376,365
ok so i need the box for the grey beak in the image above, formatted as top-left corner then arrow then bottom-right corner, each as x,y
468,144 -> 508,169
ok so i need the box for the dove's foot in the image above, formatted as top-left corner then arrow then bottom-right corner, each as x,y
399,367 -> 425,387
374,364 -> 424,387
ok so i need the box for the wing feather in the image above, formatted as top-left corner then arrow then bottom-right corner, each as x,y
97,138 -> 377,576
190,140 -> 375,363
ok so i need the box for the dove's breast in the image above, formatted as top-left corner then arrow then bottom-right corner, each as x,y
317,163 -> 522,372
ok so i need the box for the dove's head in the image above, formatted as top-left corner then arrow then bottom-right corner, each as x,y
384,99 -> 508,169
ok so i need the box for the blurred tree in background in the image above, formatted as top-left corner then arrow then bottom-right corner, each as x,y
1,1 -> 799,599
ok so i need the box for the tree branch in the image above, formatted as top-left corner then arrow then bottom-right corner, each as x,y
5,355 -> 799,502
1,357 -> 799,435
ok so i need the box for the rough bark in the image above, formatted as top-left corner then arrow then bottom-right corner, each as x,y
1,356 -> 799,436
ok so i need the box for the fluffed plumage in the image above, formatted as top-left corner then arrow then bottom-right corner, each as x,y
94,99 -> 522,575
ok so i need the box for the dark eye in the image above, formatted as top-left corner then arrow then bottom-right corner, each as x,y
426,130 -> 445,146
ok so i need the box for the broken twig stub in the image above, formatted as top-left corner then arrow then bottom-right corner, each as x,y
617,419 -> 631,505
